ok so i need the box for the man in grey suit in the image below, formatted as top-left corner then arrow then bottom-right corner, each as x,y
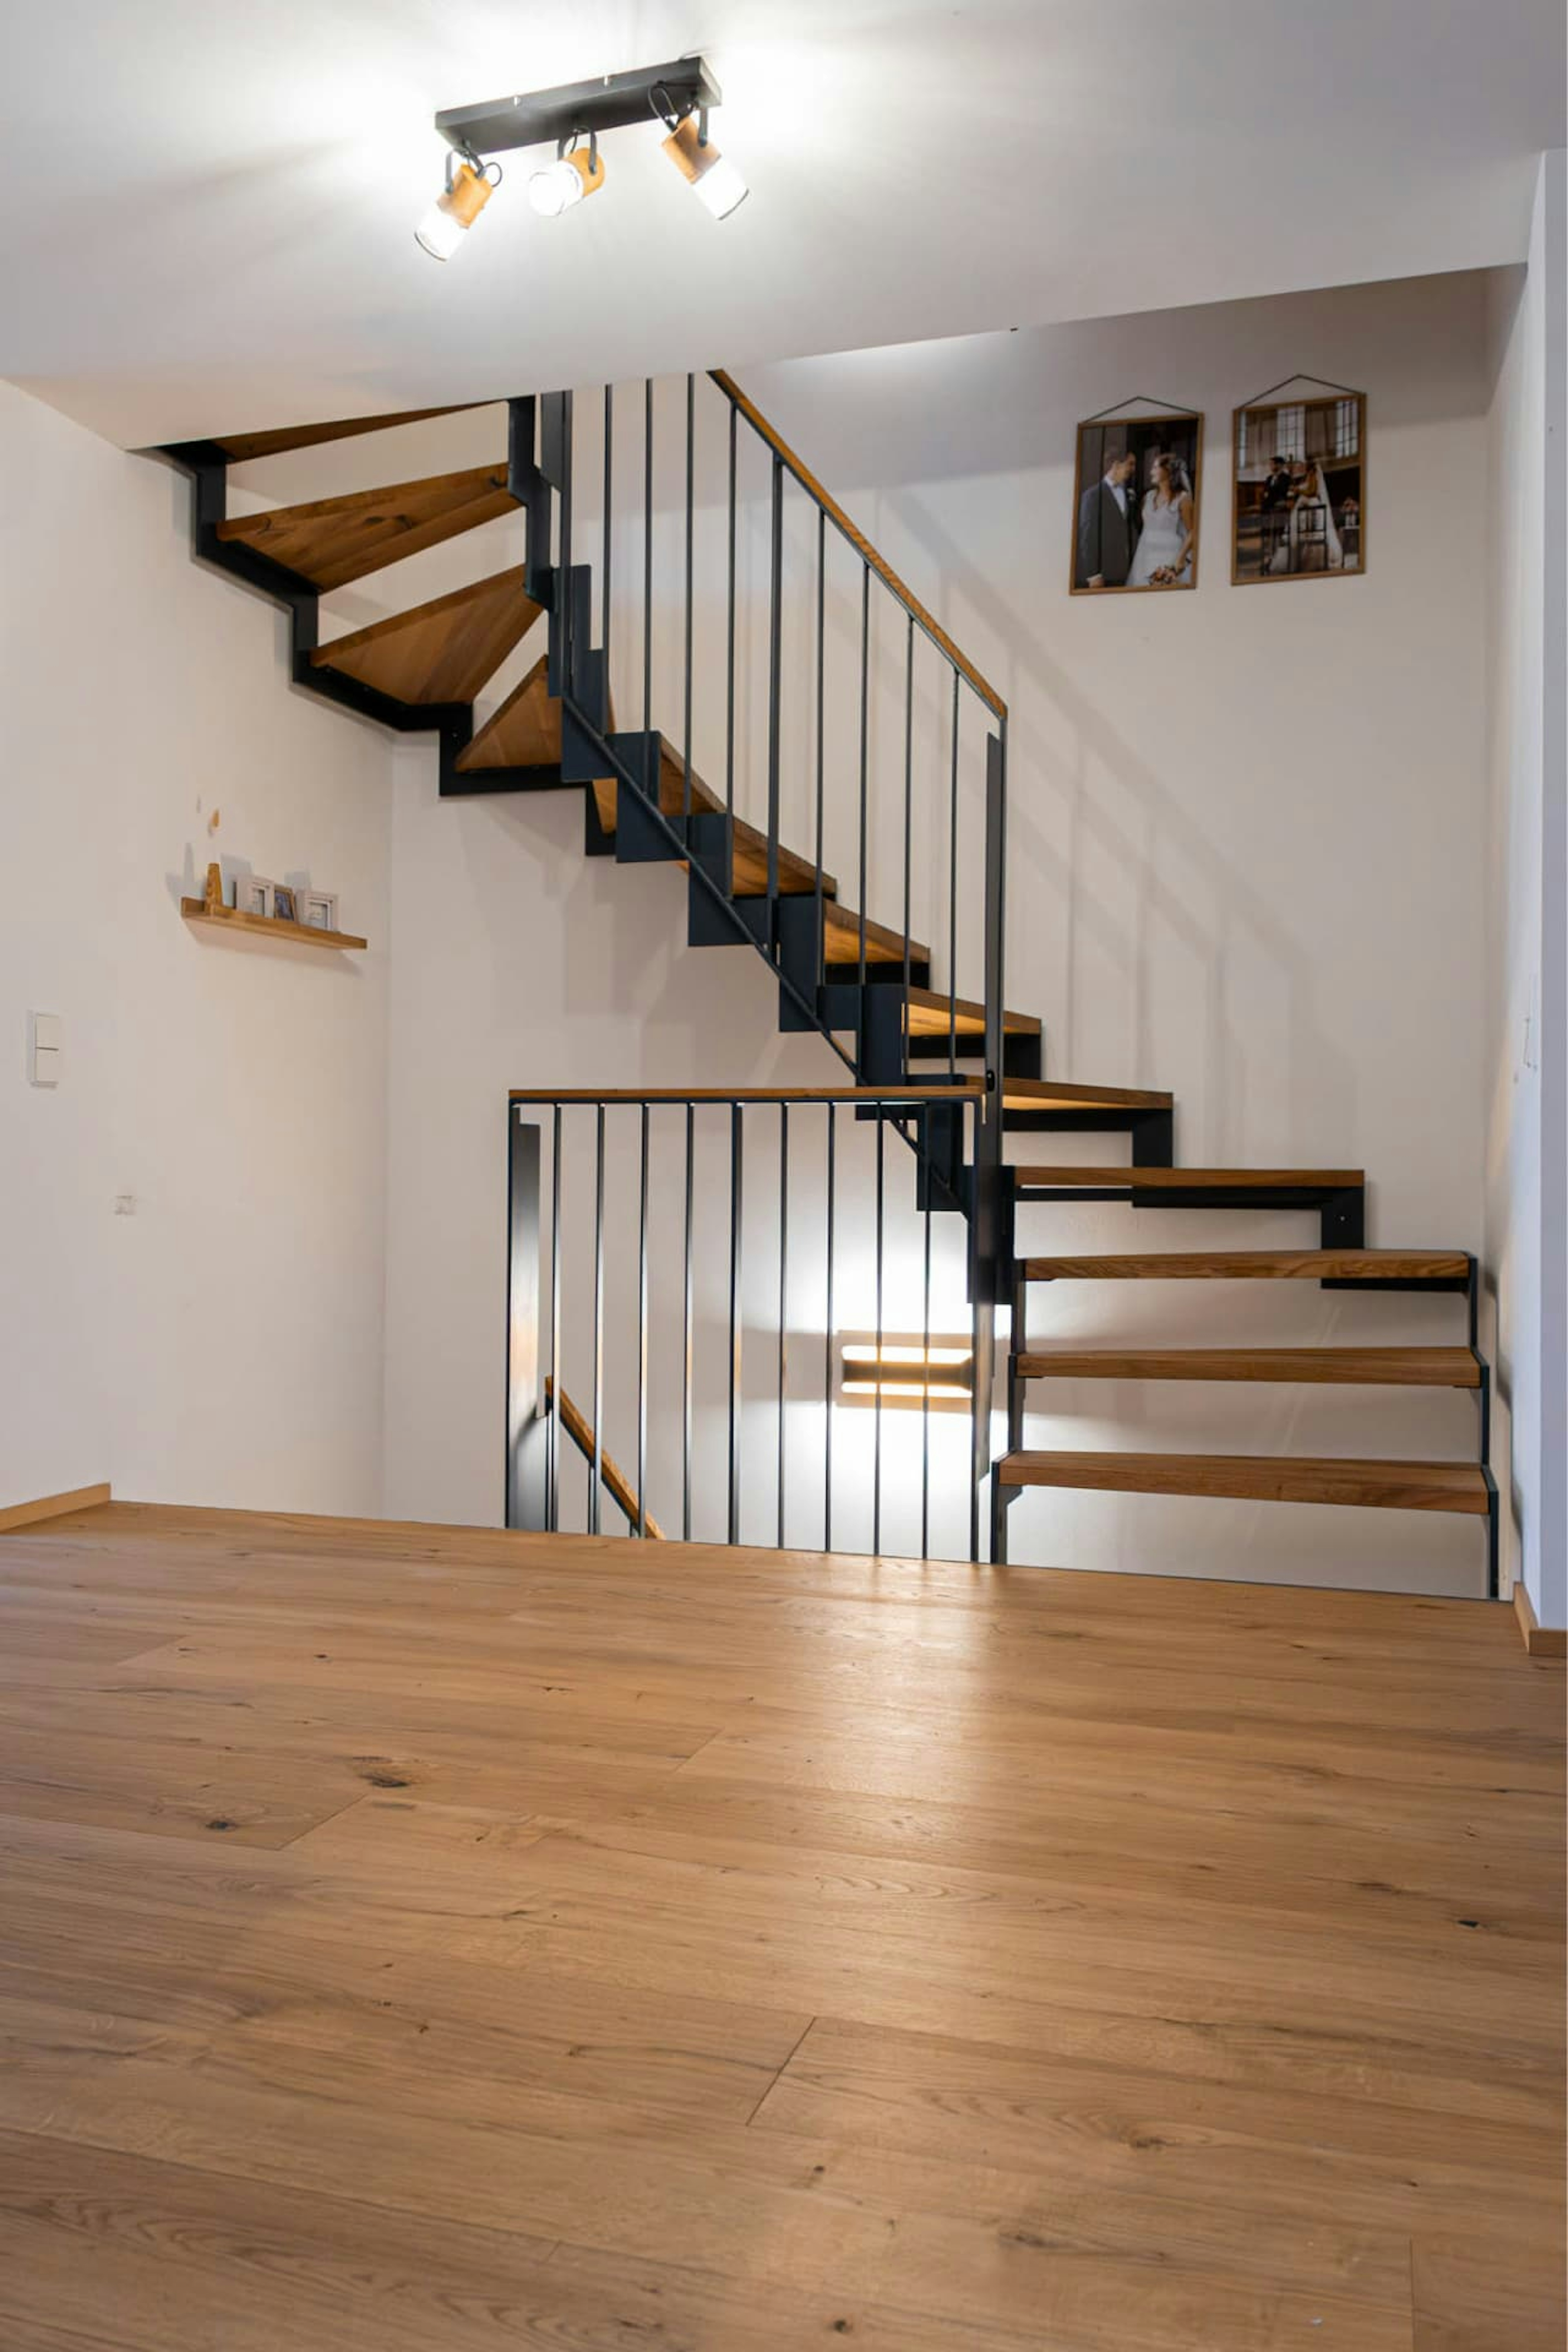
1076,446 -> 1140,589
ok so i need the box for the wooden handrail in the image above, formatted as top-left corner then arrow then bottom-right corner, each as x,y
510,1082 -> 984,1104
709,370 -> 1008,724
545,1376 -> 667,1540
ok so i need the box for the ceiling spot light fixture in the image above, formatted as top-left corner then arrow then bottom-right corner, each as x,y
659,109 -> 749,220
528,132 -> 605,218
421,56 -> 743,251
414,152 -> 500,260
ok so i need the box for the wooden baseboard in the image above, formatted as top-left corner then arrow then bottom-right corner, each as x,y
1513,1579 -> 1568,1659
0,1482 -> 112,1535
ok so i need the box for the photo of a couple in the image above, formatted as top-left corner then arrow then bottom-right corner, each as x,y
1234,391 -> 1364,582
1071,412 -> 1203,594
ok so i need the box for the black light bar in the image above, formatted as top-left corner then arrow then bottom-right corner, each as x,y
434,56 -> 722,160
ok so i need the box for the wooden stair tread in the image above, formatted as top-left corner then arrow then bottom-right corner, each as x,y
1014,1164 -> 1363,1190
1024,1250 -> 1470,1281
310,569 -> 542,705
593,742 -> 837,900
588,737 -> 724,832
217,465 -> 514,591
1004,1079 -> 1172,1111
998,1450 -> 1491,1514
1016,1346 -> 1481,1388
457,655 -> 559,770
905,987 -> 1042,1039
213,403 -> 489,463
819,899 -> 929,969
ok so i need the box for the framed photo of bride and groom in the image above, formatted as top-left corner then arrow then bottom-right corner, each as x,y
1069,389 -> 1366,595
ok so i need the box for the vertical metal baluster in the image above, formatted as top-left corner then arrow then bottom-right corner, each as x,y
824,1102 -> 836,1552
549,1105 -> 561,1532
683,1100 -> 695,1541
858,564 -> 870,989
873,1106 -> 885,1555
728,1102 -> 744,1546
948,670 -> 960,1080
902,615 -> 914,1006
969,1098 -> 985,1565
922,1104 -> 933,1562
643,381 -> 654,800
636,1102 -> 649,1538
683,371 -> 695,823
590,1103 -> 604,1536
814,508 -> 826,992
766,452 -> 783,942
726,401 -> 737,826
559,392 -> 574,700
601,383 -> 613,708
777,1102 -> 789,1550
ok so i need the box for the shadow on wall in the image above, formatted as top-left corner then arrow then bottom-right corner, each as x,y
871,482 -> 1359,1152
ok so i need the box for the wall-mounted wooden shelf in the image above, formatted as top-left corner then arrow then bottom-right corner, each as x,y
180,898 -> 368,951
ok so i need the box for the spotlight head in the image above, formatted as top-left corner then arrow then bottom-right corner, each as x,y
415,158 -> 495,259
528,134 -> 606,218
661,113 -> 748,219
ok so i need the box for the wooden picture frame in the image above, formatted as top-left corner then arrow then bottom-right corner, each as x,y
1069,410 -> 1204,595
1232,392 -> 1365,584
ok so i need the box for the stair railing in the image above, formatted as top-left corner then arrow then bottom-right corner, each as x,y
508,1086 -> 995,1560
536,371 -> 1012,1318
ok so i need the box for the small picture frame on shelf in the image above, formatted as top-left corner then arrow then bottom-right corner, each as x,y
272,885 -> 298,924
234,877 -> 278,917
297,890 -> 339,933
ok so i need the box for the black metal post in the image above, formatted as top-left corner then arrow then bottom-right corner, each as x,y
777,1102 -> 789,1549
590,1103 -> 605,1535
601,383 -> 613,699
637,1101 -> 649,1538
815,509 -> 826,993
684,372 -> 695,821
921,1104 -> 933,1562
873,1108 -> 885,1556
549,1105 -> 561,1530
728,1103 -> 744,1546
824,1102 -> 836,1553
948,670 -> 960,1080
726,401 -> 737,826
767,452 -> 783,939
858,564 -> 870,988
902,615 -> 914,1010
643,379 -> 655,800
683,1101 -> 695,1542
506,1111 -> 548,1530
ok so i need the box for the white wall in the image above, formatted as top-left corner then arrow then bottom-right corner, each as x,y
378,269 -> 1502,1592
2,259 -> 1531,1599
0,382 -> 392,1517
1482,153 -> 1567,1629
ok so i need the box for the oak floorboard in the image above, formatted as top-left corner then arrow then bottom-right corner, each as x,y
0,1501 -> 1561,2351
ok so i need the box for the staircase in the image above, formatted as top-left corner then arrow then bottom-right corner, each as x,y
159,380 -> 1498,1593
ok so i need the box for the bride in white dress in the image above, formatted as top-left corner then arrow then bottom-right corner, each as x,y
1127,455 -> 1196,588
1270,458 -> 1343,573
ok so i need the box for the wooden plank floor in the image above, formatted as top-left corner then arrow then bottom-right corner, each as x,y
0,1501 -> 1561,2352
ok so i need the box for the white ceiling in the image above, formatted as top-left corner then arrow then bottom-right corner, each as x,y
2,0 -> 1562,447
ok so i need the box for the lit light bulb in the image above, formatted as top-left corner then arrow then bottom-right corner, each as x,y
414,160 -> 494,259
661,115 -> 748,219
528,141 -> 606,218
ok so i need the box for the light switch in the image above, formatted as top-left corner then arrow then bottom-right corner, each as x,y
28,1012 -> 61,1087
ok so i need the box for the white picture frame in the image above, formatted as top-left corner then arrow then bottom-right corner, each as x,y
234,876 -> 279,917
296,890 -> 339,933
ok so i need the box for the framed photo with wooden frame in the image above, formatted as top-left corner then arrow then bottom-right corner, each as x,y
1070,408 -> 1203,595
1232,387 -> 1365,584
